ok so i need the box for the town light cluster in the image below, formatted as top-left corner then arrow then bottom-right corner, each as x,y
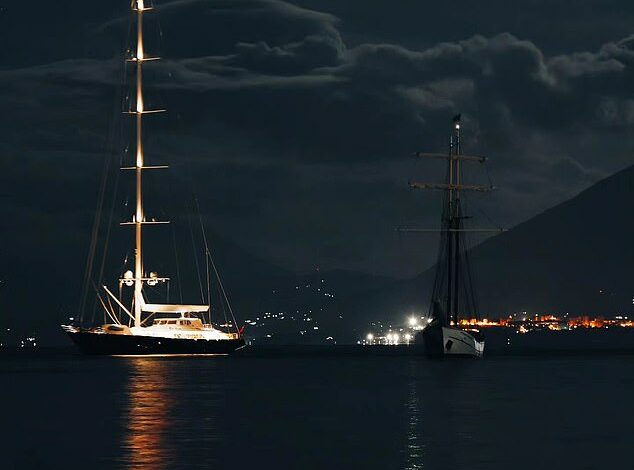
360,312 -> 634,344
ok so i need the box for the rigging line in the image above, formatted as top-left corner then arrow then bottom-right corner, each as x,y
207,250 -> 239,333
88,64 -> 130,327
93,138 -> 124,318
461,232 -> 479,319
81,3 -> 135,325
214,280 -> 229,331
153,1 -> 170,109
456,202 -> 477,318
89,14 -> 135,325
472,204 -> 504,232
81,127 -> 111,324
158,129 -> 183,305
141,311 -> 156,326
212,265 -> 230,331
431,165 -> 452,322
92,281 -> 117,325
80,73 -> 125,324
187,201 -> 206,304
97,291 -> 119,326
106,292 -> 117,324
167,177 -> 185,306
181,141 -> 206,304
458,155 -> 503,233
184,140 -> 212,322
194,195 -> 212,321
220,283 -> 229,331
429,217 -> 448,320
170,223 -> 183,303
118,279 -> 123,320
484,158 -> 495,189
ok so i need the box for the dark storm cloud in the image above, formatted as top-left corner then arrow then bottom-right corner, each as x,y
2,0 -> 634,286
291,0 -> 634,56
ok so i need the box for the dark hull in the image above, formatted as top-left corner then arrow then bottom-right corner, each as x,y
65,331 -> 245,356
418,323 -> 444,358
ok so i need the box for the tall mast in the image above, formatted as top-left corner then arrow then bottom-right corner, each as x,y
133,0 -> 150,327
408,115 -> 498,326
452,118 -> 462,326
116,0 -> 166,327
446,129 -> 454,324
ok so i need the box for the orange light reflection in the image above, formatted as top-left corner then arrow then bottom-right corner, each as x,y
123,358 -> 173,470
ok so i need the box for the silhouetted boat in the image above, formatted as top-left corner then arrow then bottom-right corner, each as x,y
407,115 -> 500,358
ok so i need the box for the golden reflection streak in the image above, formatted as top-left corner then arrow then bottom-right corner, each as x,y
113,354 -> 228,358
123,358 -> 173,470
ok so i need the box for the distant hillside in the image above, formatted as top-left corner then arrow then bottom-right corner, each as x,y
348,164 -> 634,328
7,166 -> 634,346
469,164 -> 634,315
230,266 -> 397,345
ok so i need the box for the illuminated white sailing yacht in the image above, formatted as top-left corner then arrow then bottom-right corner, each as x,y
62,0 -> 244,355
407,115 -> 498,358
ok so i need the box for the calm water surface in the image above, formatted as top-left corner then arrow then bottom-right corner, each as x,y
2,351 -> 633,469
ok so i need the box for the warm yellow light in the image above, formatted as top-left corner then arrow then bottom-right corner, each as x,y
408,316 -> 418,327
136,147 -> 143,167
366,333 -> 374,341
136,1 -> 145,60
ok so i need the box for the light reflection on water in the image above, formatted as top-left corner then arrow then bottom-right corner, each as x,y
123,359 -> 173,470
406,363 -> 424,470
119,357 -> 226,469
3,354 -> 633,469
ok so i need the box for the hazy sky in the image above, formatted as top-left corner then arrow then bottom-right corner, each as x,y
2,0 -> 634,292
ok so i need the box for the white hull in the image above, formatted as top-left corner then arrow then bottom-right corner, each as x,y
420,323 -> 485,358
441,327 -> 485,357
64,318 -> 240,342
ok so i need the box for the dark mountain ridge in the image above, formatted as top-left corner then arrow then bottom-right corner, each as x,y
346,164 -> 634,331
5,165 -> 633,346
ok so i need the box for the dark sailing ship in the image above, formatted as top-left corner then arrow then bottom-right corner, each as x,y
62,0 -> 244,355
408,115 -> 498,358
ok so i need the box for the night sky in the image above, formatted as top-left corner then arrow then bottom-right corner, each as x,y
2,0 -> 634,325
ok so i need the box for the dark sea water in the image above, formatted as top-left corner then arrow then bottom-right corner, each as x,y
2,349 -> 633,470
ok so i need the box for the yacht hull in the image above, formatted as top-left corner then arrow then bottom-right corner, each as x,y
64,330 -> 245,356
419,324 -> 484,358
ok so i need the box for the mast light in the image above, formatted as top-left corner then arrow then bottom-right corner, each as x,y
123,270 -> 134,286
147,272 -> 159,286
